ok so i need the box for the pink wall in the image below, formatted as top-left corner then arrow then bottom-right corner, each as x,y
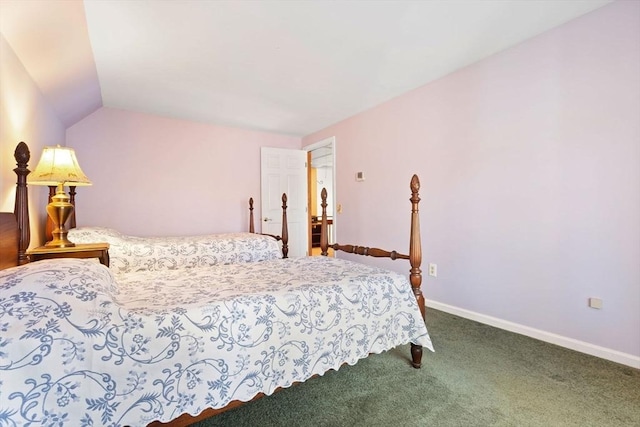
66,107 -> 301,236
303,1 -> 639,361
0,34 -> 65,247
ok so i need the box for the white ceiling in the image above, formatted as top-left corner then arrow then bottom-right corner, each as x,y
1,0 -> 612,136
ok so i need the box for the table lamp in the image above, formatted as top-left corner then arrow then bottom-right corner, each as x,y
28,145 -> 92,247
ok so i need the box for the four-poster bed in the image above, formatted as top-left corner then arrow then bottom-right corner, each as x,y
0,141 -> 431,427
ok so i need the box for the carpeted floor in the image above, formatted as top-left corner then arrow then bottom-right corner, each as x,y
194,309 -> 639,426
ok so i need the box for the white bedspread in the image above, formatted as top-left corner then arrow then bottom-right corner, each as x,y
68,227 -> 282,274
0,257 -> 432,426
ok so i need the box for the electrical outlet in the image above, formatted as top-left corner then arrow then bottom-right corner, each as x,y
428,263 -> 437,277
588,297 -> 603,309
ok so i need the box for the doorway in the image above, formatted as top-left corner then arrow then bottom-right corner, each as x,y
306,137 -> 336,256
260,147 -> 308,258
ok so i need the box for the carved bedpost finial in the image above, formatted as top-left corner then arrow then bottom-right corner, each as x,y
15,141 -> 30,164
14,142 -> 31,265
248,197 -> 255,233
281,193 -> 288,259
410,174 -> 420,196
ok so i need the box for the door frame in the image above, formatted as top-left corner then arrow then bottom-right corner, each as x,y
304,136 -> 337,255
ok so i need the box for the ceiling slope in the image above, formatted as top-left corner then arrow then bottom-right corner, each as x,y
2,0 -> 612,134
0,0 -> 102,127
84,0 -> 613,136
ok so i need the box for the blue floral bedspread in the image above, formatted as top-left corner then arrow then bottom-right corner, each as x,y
67,227 -> 283,274
0,257 -> 432,426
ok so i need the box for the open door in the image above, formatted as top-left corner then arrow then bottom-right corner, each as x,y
306,137 -> 336,256
260,147 -> 308,257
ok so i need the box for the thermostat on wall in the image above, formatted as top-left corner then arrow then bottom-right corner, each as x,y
355,171 -> 365,181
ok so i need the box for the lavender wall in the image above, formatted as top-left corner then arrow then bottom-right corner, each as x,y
303,1 -> 639,363
0,34 -> 65,247
66,107 -> 301,236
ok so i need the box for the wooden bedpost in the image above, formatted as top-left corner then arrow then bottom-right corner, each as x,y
248,197 -> 255,233
320,188 -> 329,256
409,174 -> 424,369
281,193 -> 288,259
251,195 -> 289,259
68,185 -> 77,229
14,142 -> 30,265
45,186 -> 55,241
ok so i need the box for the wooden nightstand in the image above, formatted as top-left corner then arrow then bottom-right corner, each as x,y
28,243 -> 110,267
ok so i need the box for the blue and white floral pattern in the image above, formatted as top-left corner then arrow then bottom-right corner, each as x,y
0,257 -> 432,426
68,227 -> 283,274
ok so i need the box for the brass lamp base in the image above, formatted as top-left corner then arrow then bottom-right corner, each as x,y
44,184 -> 75,248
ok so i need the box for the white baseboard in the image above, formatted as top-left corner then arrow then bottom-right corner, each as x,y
425,299 -> 640,369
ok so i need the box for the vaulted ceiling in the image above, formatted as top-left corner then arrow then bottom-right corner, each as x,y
0,0 -> 612,136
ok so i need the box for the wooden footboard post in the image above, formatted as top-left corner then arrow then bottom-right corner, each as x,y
281,193 -> 288,258
14,142 -> 30,265
320,188 -> 328,256
45,186 -> 55,242
69,185 -> 77,229
248,197 -> 255,233
409,174 -> 424,369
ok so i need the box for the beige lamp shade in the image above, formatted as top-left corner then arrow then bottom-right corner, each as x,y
29,145 -> 92,186
28,145 -> 91,247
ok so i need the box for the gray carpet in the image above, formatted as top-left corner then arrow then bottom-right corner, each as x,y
194,309 -> 639,426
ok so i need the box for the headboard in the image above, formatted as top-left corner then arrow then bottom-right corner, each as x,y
0,213 -> 19,270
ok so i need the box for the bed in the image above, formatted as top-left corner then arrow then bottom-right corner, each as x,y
66,227 -> 285,275
52,188 -> 290,266
0,141 -> 433,427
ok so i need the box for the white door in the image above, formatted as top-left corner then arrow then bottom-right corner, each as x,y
261,147 -> 308,257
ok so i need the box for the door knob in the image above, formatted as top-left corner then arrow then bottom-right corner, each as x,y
263,218 -> 271,222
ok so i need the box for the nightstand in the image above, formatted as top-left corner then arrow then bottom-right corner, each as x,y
28,243 -> 110,267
